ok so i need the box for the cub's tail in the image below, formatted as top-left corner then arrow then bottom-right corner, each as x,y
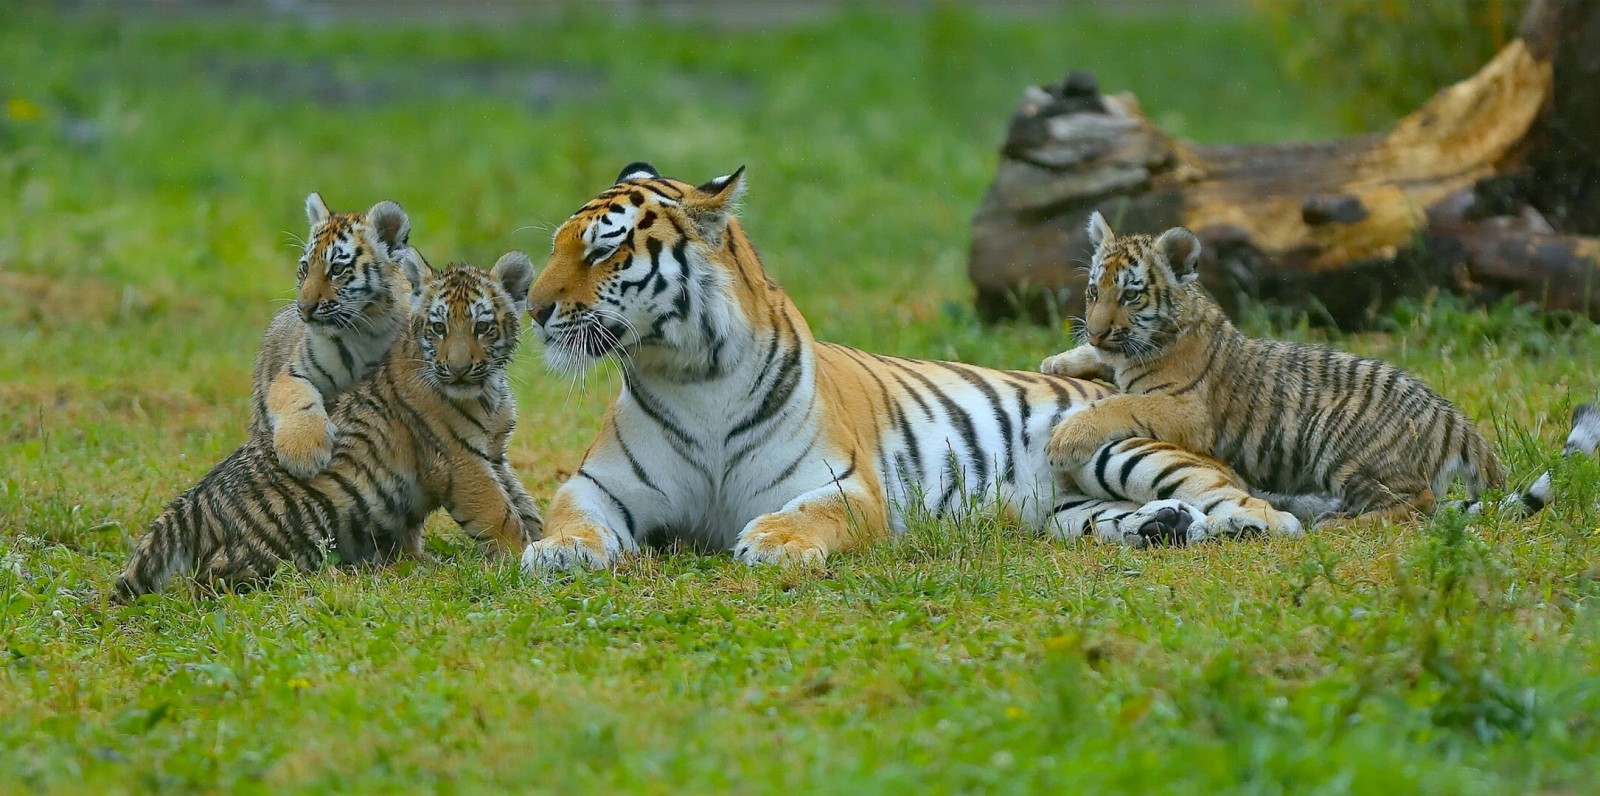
113,511 -> 193,603
1465,402 -> 1599,517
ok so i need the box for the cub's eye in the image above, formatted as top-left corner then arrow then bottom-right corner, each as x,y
429,321 -> 447,336
1084,285 -> 1099,302
588,245 -> 617,264
327,262 -> 347,278
474,321 -> 492,336
1121,288 -> 1141,304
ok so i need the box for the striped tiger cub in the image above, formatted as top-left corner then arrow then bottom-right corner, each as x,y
114,254 -> 541,600
1042,211 -> 1580,523
519,163 -> 1301,574
250,193 -> 426,479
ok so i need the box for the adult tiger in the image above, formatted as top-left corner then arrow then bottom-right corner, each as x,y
520,164 -> 1301,573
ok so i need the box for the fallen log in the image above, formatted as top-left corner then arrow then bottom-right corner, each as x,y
969,0 -> 1600,328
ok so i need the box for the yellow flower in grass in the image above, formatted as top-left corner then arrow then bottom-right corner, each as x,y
5,97 -> 42,122
1005,705 -> 1026,720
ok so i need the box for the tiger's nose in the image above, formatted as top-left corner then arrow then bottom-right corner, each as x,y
1087,329 -> 1110,346
297,299 -> 320,321
447,363 -> 473,380
529,302 -> 555,327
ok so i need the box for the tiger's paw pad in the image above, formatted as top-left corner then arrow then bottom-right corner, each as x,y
1119,500 -> 1207,547
274,415 -> 338,479
521,535 -> 612,576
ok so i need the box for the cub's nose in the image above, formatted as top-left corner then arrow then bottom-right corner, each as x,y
447,363 -> 473,380
297,299 -> 320,321
529,302 -> 555,327
1087,329 -> 1109,346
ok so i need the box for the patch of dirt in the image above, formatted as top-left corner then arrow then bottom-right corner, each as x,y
0,383 -> 239,442
0,271 -> 129,327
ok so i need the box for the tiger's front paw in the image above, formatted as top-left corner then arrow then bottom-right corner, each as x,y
274,412 -> 337,479
521,531 -> 615,576
1110,500 -> 1209,548
733,515 -> 828,568
1047,416 -> 1106,471
1040,346 -> 1102,379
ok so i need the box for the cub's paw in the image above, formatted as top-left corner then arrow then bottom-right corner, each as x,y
1046,417 -> 1105,471
274,413 -> 338,479
733,516 -> 828,568
1113,499 -> 1208,548
521,533 -> 613,576
1040,347 -> 1100,379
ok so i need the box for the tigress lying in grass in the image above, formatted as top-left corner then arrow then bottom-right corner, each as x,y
519,163 -> 1302,574
115,255 -> 542,600
1041,211 -> 1596,524
251,193 -> 425,479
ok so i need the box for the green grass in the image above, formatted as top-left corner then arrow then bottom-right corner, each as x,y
4,7 -> 1600,793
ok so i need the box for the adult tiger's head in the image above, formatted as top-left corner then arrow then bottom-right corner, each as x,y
527,162 -> 755,376
296,192 -> 424,328
1080,211 -> 1203,358
414,253 -> 535,399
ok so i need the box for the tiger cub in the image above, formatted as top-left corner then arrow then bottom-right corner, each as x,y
1041,211 -> 1553,523
115,254 -> 541,600
251,193 -> 425,479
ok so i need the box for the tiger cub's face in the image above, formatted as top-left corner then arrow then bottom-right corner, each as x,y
1081,211 -> 1203,358
296,193 -> 421,328
526,161 -> 745,373
414,253 -> 535,399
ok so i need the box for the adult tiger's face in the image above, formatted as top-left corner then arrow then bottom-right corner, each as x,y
1081,211 -> 1203,358
295,193 -> 418,328
526,162 -> 746,374
415,253 -> 535,399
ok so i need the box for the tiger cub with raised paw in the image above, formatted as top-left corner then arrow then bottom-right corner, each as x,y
1042,211 -> 1568,524
115,254 -> 541,600
251,193 -> 426,479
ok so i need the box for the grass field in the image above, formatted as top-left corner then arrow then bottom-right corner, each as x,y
4,7 -> 1600,793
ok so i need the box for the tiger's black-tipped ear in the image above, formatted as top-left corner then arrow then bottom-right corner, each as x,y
685,166 -> 746,244
491,251 -> 536,314
306,192 -> 330,226
397,247 -> 432,307
366,200 -> 411,257
1086,210 -> 1114,250
1154,226 -> 1202,285
616,161 -> 661,183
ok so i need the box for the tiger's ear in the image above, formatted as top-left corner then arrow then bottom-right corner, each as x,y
366,200 -> 411,257
398,247 -> 432,307
1086,210 -> 1114,250
305,192 -> 330,226
491,251 -> 536,314
1155,226 -> 1202,285
685,166 -> 746,243
616,161 -> 661,183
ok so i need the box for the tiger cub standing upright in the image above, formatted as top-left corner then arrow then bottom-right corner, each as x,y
114,255 -> 541,600
1041,211 -> 1555,522
252,193 -> 425,479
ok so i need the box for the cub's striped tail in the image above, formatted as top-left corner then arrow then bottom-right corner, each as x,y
1466,402 -> 1599,516
113,511 -> 194,602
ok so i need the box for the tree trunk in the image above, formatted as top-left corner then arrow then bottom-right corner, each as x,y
968,0 -> 1600,328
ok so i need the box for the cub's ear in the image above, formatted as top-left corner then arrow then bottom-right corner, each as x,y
397,246 -> 432,307
491,251 -> 536,314
1086,210 -> 1114,249
366,200 -> 411,256
616,161 -> 662,183
305,192 -> 331,226
685,166 -> 746,244
1154,226 -> 1202,285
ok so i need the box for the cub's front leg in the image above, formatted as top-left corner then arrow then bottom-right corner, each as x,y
1047,394 -> 1209,470
1040,345 -> 1112,382
266,366 -> 337,479
733,476 -> 889,568
444,459 -> 533,557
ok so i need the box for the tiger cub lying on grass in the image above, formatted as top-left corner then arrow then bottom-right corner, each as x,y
1042,211 -> 1592,523
114,255 -> 542,600
251,193 -> 425,479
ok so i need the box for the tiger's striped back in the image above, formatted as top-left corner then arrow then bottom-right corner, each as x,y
116,256 -> 540,600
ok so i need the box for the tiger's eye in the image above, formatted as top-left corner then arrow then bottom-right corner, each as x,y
1121,288 -> 1141,304
430,321 -> 446,336
474,321 -> 492,336
1085,285 -> 1099,302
